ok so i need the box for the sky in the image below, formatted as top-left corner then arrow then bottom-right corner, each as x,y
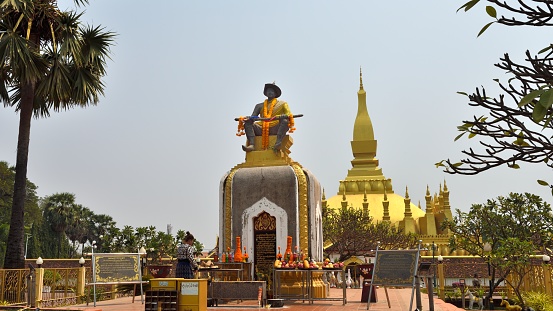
1,1 -> 551,250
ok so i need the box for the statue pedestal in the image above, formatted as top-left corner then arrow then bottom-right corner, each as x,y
243,136 -> 293,166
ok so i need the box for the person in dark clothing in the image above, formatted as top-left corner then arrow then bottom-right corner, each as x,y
176,231 -> 198,278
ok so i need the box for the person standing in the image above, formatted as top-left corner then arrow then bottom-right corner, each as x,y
176,231 -> 198,278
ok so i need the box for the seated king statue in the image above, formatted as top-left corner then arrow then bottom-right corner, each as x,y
237,83 -> 297,152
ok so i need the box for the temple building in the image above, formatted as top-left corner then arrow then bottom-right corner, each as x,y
322,71 -> 454,257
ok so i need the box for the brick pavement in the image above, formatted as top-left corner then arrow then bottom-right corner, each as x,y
47,287 -> 466,311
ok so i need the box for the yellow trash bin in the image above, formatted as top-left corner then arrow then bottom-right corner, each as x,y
178,279 -> 207,311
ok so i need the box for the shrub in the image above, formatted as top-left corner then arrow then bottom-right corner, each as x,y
521,291 -> 553,311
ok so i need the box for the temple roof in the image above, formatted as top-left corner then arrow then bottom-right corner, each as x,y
325,192 -> 425,223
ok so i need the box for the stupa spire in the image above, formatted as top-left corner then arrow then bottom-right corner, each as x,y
343,69 -> 387,193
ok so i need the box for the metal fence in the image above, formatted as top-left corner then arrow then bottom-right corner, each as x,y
39,267 -> 81,308
0,268 -> 30,306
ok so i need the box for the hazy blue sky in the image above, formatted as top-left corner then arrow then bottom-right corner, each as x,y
1,1 -> 551,249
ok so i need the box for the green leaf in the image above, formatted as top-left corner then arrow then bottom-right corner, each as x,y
532,96 -> 548,123
519,89 -> 544,107
513,136 -> 527,146
454,132 -> 466,141
435,160 -> 445,168
539,89 -> 553,109
457,124 -> 471,131
468,132 -> 477,139
508,163 -> 520,169
538,44 -> 553,54
537,180 -> 549,186
542,114 -> 553,129
477,21 -> 495,37
485,6 -> 497,18
452,162 -> 463,167
457,0 -> 481,12
457,91 -> 468,96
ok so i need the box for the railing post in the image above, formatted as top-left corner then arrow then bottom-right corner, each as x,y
437,262 -> 445,300
544,263 -> 552,296
35,267 -> 44,308
77,265 -> 86,303
27,268 -> 35,308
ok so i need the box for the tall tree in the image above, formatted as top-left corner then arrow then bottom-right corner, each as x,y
1,1 -> 115,268
437,1 -> 553,188
66,204 -> 92,257
0,161 -> 40,265
42,192 -> 77,258
442,192 -> 553,307
323,206 -> 419,261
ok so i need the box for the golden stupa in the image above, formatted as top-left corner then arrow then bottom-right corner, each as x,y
323,70 -> 453,250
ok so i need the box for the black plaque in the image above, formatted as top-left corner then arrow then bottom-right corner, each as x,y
254,231 -> 276,268
254,231 -> 276,282
94,254 -> 140,283
372,250 -> 418,286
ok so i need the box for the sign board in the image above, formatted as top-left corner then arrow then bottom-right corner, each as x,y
371,250 -> 418,286
90,252 -> 145,307
181,282 -> 199,295
93,253 -> 141,283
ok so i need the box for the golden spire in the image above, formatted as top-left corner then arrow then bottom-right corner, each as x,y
404,186 -> 412,218
382,189 -> 390,222
425,185 -> 433,213
343,70 -> 386,192
359,67 -> 364,91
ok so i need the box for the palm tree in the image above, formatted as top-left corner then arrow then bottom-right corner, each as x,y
66,204 -> 92,257
43,192 -> 77,258
1,1 -> 115,268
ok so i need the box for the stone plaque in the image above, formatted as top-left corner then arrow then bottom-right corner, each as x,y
372,250 -> 418,286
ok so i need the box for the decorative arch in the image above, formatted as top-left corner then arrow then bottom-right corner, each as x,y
242,197 -> 288,267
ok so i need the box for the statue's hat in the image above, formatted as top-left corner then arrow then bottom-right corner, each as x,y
263,83 -> 281,98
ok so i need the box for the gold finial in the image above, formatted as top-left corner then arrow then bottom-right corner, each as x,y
359,67 -> 364,90
426,185 -> 430,195
405,186 -> 410,199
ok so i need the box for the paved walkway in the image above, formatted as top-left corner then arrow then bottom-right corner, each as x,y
45,287 -> 465,311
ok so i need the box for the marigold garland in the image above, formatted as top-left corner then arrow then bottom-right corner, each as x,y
235,100 -> 296,149
288,114 -> 296,133
236,116 -> 245,136
261,99 -> 277,149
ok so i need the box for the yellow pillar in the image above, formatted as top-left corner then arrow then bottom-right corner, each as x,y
544,264 -> 552,296
35,267 -> 44,308
77,265 -> 86,303
438,262 -> 445,300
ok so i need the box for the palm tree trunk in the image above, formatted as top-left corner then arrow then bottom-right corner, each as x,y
4,82 -> 35,269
